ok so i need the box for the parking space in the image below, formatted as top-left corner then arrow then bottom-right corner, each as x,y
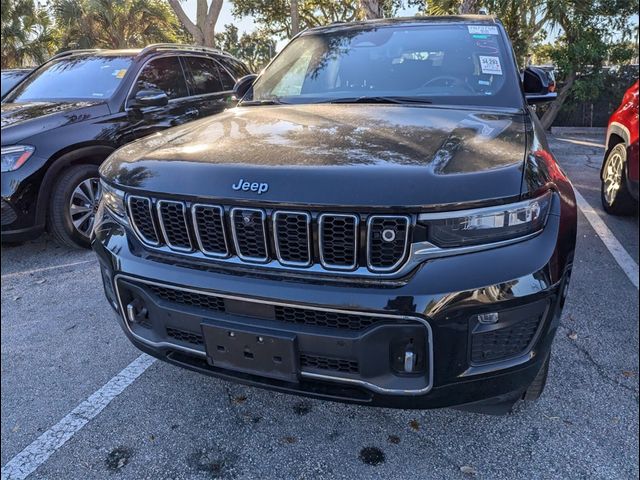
1,129 -> 638,479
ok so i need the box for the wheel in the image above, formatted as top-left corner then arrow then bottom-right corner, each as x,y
522,354 -> 550,402
601,143 -> 636,215
48,164 -> 102,249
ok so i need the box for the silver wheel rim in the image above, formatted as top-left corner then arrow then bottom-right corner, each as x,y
69,177 -> 101,238
603,151 -> 624,206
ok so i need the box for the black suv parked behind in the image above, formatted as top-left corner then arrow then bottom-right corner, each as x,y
1,44 -> 250,247
95,17 -> 577,414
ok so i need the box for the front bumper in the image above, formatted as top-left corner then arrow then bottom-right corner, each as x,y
93,202 -> 573,412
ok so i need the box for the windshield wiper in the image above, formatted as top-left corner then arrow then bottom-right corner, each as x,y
240,97 -> 287,106
324,96 -> 433,105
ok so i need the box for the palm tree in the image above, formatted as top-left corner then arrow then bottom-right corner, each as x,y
1,0 -> 57,68
53,0 -> 186,50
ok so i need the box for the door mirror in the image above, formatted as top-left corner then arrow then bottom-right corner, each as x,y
130,87 -> 169,109
523,67 -> 557,104
233,74 -> 258,100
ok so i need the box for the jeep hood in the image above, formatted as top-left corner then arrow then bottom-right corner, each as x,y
1,100 -> 109,144
103,104 -> 530,208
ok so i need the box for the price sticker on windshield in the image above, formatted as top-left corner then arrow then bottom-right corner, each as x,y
479,56 -> 503,75
468,25 -> 499,35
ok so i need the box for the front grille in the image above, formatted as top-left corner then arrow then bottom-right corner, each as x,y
157,200 -> 192,251
231,208 -> 268,261
126,195 -> 412,275
470,314 -> 541,363
367,216 -> 410,271
300,354 -> 359,374
166,327 -> 204,345
193,204 -> 228,257
148,284 -> 225,312
319,214 -> 359,269
273,211 -> 311,266
128,196 -> 159,244
274,306 -> 377,331
146,284 -> 384,331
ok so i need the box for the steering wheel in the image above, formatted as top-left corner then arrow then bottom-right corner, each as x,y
422,76 -> 464,88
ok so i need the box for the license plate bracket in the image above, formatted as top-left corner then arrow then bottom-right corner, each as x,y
202,320 -> 299,383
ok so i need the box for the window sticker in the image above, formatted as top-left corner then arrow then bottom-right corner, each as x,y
468,25 -> 499,35
112,69 -> 127,78
479,56 -> 503,75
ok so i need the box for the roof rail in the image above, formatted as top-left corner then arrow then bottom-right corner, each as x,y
138,43 -> 230,58
50,49 -> 102,61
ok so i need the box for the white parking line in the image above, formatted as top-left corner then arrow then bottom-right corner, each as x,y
574,189 -> 639,289
1,260 -> 96,280
0,354 -> 156,480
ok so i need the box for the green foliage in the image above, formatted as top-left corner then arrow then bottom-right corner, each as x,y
53,0 -> 187,50
231,0 -> 362,39
215,24 -> 276,71
1,0 -> 57,68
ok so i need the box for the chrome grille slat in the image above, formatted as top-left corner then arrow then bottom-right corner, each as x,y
367,215 -> 411,272
192,204 -> 229,257
273,211 -> 312,267
230,207 -> 269,262
127,196 -> 159,245
157,200 -> 192,252
125,195 -> 412,275
318,213 -> 359,270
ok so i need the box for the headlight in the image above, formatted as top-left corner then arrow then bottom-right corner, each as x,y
100,180 -> 127,219
419,191 -> 552,248
1,145 -> 35,172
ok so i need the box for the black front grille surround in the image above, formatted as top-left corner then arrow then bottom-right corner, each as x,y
318,213 -> 359,270
470,313 -> 543,364
127,196 -> 159,245
126,195 -> 413,275
367,215 -> 411,272
157,200 -> 192,251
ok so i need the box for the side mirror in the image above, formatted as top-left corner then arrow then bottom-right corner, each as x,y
233,74 -> 258,100
130,87 -> 169,109
523,67 -> 557,104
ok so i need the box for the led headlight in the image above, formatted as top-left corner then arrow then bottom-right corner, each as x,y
419,191 -> 552,248
1,145 -> 35,172
100,180 -> 127,219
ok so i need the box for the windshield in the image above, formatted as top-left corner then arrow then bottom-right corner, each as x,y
1,71 -> 30,97
249,23 -> 523,108
6,55 -> 132,102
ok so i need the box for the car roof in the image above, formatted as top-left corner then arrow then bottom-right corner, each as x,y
49,44 -> 237,62
303,15 -> 500,35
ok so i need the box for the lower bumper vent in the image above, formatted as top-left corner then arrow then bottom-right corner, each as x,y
300,354 -> 359,374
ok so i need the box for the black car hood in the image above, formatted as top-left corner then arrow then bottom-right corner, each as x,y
1,100 -> 109,144
103,104 -> 530,208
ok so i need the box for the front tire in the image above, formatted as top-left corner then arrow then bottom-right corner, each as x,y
48,164 -> 101,249
601,144 -> 636,215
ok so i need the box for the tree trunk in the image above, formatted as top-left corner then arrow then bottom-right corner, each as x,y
290,0 -> 300,36
459,0 -> 478,14
360,0 -> 381,19
540,71 -> 576,130
168,0 -> 222,47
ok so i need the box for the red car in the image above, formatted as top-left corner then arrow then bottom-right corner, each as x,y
601,80 -> 639,214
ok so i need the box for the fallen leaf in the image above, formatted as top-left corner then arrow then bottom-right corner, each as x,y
567,331 -> 578,340
11,425 -> 19,433
409,419 -> 420,431
233,395 -> 247,404
622,371 -> 635,378
13,296 -> 21,301
282,436 -> 297,444
460,465 -> 478,476
35,278 -> 46,284
387,435 -> 401,444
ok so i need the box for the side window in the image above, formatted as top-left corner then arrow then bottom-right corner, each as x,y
218,57 -> 251,78
133,57 -> 188,100
215,61 -> 236,91
183,56 -> 224,95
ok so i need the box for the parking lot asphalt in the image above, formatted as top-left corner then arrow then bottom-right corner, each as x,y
1,129 -> 638,480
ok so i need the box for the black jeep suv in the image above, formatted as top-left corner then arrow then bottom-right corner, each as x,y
1,44 -> 250,248
94,17 -> 577,414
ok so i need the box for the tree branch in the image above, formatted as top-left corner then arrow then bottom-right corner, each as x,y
168,0 -> 201,42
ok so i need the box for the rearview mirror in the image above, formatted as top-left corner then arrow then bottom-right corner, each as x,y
130,87 -> 169,109
523,67 -> 557,104
233,74 -> 258,100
